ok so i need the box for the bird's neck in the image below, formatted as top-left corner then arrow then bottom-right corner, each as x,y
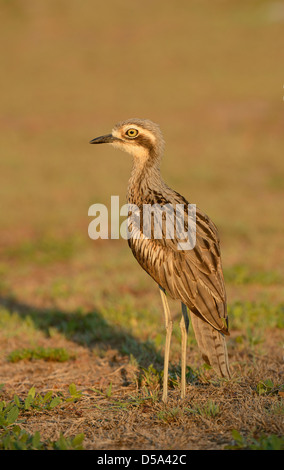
127,154 -> 165,205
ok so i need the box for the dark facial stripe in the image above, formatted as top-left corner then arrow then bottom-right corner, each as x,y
133,134 -> 154,152
133,135 -> 160,164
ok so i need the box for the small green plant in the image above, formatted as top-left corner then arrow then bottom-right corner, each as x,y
168,365 -> 202,388
227,430 -> 284,450
0,427 -> 45,450
0,426 -> 85,450
186,400 -> 220,418
129,387 -> 159,405
66,383 -> 83,402
53,432 -> 85,450
105,382 -> 112,398
9,383 -> 82,412
139,364 -> 163,389
0,401 -> 19,428
8,386 -> 62,412
157,407 -> 181,423
256,379 -> 283,396
92,382 -> 113,399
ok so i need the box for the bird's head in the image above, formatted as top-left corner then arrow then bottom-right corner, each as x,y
90,118 -> 165,163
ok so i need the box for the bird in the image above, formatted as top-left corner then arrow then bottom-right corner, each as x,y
90,118 -> 230,403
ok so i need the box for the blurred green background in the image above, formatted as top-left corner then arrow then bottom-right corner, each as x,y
1,0 -> 284,315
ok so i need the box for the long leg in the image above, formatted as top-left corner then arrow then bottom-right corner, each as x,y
180,302 -> 189,399
159,286 -> 173,403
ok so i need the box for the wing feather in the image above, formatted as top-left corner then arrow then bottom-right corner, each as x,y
128,204 -> 229,335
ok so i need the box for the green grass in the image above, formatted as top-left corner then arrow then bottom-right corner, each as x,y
228,301 -> 284,330
3,236 -> 83,266
1,297 -> 283,363
7,347 -> 75,363
224,264 -> 283,286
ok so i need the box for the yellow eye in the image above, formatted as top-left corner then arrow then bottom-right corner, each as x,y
126,128 -> 139,138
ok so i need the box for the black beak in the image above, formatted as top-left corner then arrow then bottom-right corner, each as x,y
89,134 -> 115,144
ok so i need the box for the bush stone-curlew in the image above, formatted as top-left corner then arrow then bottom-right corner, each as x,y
90,118 -> 230,403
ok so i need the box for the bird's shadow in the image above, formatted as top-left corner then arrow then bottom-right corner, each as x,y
0,294 -> 164,370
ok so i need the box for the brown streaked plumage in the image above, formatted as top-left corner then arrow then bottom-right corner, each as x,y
90,118 -> 231,402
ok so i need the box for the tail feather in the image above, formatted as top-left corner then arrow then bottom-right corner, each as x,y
190,312 -> 231,378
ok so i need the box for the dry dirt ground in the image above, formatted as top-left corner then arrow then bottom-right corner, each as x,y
0,267 -> 283,450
